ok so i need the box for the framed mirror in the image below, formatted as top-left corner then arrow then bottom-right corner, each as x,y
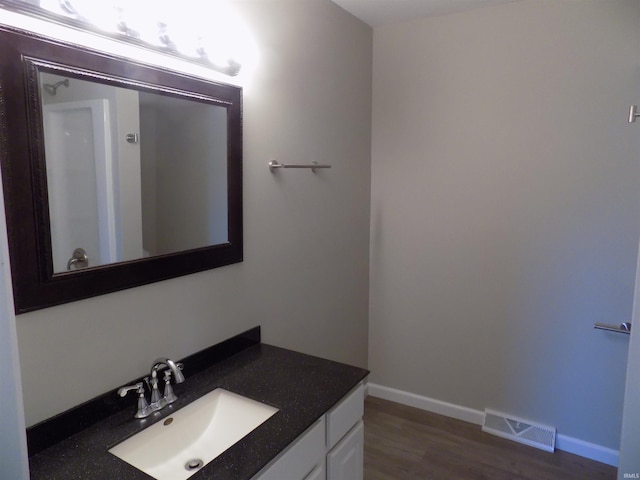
0,27 -> 243,313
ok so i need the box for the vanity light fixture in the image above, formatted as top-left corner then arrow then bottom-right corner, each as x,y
0,0 -> 243,76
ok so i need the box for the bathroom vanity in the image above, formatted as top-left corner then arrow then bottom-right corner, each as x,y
254,382 -> 365,480
26,327 -> 368,480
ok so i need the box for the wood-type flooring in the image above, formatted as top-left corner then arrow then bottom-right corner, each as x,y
364,396 -> 617,480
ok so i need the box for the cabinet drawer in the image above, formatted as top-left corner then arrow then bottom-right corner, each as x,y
326,382 -> 364,450
253,417 -> 326,480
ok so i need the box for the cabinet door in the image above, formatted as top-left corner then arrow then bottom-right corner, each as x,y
303,462 -> 326,480
327,421 -> 363,480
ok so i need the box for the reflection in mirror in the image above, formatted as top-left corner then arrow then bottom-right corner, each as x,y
40,72 -> 228,273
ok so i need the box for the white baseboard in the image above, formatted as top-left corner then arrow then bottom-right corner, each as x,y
367,383 -> 484,425
366,383 -> 618,467
555,434 -> 619,467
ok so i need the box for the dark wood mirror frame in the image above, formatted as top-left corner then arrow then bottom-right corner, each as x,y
0,27 -> 243,314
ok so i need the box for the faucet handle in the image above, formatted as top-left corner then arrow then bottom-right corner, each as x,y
117,382 -> 152,419
117,382 -> 144,397
162,370 -> 178,404
175,362 -> 185,382
149,375 -> 164,408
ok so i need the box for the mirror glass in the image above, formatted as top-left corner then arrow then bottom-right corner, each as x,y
0,28 -> 243,313
39,71 -> 229,273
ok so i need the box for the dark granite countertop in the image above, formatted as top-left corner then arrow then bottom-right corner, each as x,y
27,331 -> 369,480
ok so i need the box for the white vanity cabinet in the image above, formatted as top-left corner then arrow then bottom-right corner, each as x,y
253,382 -> 365,480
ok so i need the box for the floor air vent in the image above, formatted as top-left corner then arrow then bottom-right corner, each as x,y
482,409 -> 556,452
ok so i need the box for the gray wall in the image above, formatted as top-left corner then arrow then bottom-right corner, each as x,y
369,0 -> 640,450
16,0 -> 372,426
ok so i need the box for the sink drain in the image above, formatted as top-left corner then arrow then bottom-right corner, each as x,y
185,459 -> 204,471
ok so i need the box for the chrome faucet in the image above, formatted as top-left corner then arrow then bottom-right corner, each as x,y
117,357 -> 185,418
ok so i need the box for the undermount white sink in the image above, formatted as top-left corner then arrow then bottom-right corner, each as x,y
109,388 -> 279,480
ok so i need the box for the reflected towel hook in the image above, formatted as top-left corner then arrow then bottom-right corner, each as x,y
43,79 -> 69,96
268,160 -> 331,173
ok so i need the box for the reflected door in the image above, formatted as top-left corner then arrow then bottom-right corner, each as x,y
43,99 -> 117,272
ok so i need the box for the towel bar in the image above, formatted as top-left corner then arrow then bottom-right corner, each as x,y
268,160 -> 331,172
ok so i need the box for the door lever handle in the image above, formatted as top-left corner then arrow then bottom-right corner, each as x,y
594,322 -> 631,334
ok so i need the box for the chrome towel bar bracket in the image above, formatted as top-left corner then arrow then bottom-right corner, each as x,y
594,322 -> 631,335
268,160 -> 331,173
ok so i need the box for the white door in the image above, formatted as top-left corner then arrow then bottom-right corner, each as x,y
0,158 -> 29,479
619,267 -> 640,477
43,100 -> 117,272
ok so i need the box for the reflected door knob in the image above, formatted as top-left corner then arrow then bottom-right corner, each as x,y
67,247 -> 89,270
